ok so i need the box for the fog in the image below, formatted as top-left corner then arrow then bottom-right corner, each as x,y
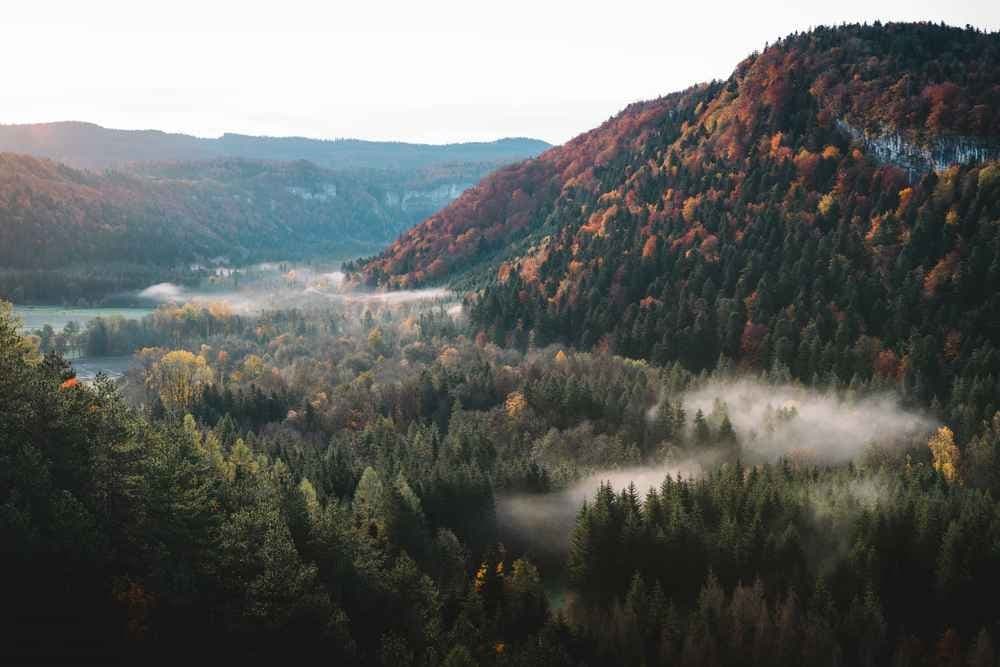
498,379 -> 934,561
497,460 -> 704,561
138,282 -> 185,301
681,379 -> 936,463
136,265 -> 457,314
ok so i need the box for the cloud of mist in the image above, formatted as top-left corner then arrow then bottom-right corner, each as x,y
499,379 -> 934,562
497,460 -> 703,560
136,267 -> 456,314
138,282 -> 185,301
681,379 -> 936,463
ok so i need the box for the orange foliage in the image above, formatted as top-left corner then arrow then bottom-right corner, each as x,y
639,296 -> 661,310
924,250 -> 960,297
641,235 -> 658,259
895,187 -> 913,217
740,322 -> 769,364
581,205 -> 617,237
873,349 -> 900,379
682,195 -> 701,224
794,149 -> 821,183
943,330 -> 962,361
497,262 -> 513,284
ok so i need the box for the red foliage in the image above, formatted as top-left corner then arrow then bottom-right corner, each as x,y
740,322 -> 769,364
873,349 -> 900,379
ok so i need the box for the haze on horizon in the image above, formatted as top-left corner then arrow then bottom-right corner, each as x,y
4,0 -> 1000,146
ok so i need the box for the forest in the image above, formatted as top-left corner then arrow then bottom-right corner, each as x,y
4,281 -> 1000,665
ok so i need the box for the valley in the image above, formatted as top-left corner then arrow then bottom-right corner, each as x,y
2,18 -> 1000,667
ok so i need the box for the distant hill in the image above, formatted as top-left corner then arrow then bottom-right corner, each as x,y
0,153 -> 494,270
0,123 -> 549,303
357,23 -> 1000,417
0,121 -> 551,171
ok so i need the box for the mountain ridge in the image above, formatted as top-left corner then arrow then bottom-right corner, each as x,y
0,120 -> 552,171
358,22 -> 1000,291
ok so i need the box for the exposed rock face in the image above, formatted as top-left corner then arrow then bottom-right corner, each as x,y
286,184 -> 339,200
836,119 -> 1000,180
383,182 -> 473,212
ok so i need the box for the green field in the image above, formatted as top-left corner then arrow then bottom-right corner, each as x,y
13,305 -> 153,333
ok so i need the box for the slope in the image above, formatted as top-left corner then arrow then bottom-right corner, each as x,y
358,22 -> 1000,435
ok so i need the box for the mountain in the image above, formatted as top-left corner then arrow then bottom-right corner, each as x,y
0,153 -> 497,269
358,22 -> 1000,425
0,126 -> 548,304
0,121 -> 551,171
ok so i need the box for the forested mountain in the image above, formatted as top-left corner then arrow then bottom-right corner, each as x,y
0,153 -> 417,266
0,121 -> 551,171
0,150 -> 544,303
358,22 -> 1000,437
0,123 -> 547,304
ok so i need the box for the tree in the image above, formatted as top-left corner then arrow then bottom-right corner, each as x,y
928,426 -> 960,483
146,350 -> 213,414
354,467 -> 385,535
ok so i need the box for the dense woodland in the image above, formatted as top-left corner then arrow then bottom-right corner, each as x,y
5,288 -> 1000,665
5,20 -> 1000,667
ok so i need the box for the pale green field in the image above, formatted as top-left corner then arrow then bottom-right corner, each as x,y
13,305 -> 153,333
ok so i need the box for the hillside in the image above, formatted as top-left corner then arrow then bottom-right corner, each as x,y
0,121 -> 551,171
0,153 -> 466,267
0,152 -> 530,303
358,22 -> 1000,434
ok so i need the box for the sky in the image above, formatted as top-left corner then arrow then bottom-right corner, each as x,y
3,0 -> 999,146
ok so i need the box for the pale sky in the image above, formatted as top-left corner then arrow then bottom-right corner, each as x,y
3,0 -> 998,145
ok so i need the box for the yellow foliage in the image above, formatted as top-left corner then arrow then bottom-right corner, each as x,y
438,346 -> 461,366
241,354 -> 265,379
207,301 -> 233,319
505,391 -> 527,418
367,327 -> 384,352
554,350 -> 568,365
979,164 -> 1000,190
818,193 -> 836,216
474,562 -> 488,592
682,195 -> 701,224
928,426 -> 960,483
147,349 -> 213,413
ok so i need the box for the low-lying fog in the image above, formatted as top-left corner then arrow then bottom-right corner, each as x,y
498,379 -> 935,560
498,460 -> 704,560
680,379 -> 936,464
138,263 -> 458,313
